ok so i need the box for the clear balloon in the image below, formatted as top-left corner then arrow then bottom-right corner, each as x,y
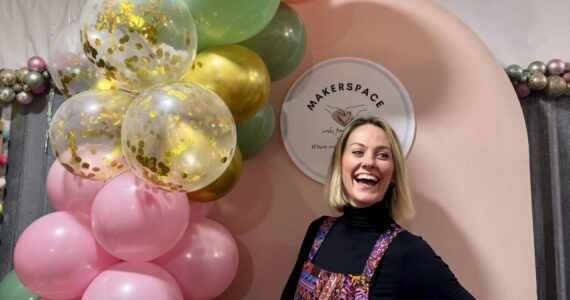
186,148 -> 243,202
240,3 -> 307,81
79,0 -> 198,93
182,0 -> 280,50
82,262 -> 182,300
154,218 -> 239,300
121,81 -> 236,192
182,45 -> 270,122
49,89 -> 135,180
237,101 -> 275,160
91,171 -> 190,262
0,270 -> 39,300
48,21 -> 110,97
14,212 -> 119,299
46,161 -> 105,215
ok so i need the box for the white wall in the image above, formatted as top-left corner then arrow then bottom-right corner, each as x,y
434,0 -> 570,66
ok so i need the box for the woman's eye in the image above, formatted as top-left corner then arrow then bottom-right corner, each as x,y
352,150 -> 364,156
377,152 -> 390,159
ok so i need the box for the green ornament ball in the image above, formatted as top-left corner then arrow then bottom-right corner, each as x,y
527,61 -> 547,74
0,86 -> 16,103
23,71 -> 44,89
506,64 -> 523,81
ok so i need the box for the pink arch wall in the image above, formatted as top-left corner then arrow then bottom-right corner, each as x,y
213,1 -> 536,299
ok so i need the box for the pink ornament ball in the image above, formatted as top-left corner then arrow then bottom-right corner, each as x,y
562,72 -> 570,83
546,59 -> 565,76
16,91 -> 33,105
27,56 -> 47,72
515,82 -> 531,98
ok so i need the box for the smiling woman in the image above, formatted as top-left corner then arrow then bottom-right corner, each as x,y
281,116 -> 474,299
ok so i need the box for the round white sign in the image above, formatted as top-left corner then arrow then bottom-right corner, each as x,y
281,57 -> 415,184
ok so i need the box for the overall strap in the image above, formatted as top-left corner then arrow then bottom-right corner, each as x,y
362,224 -> 402,276
307,217 -> 338,261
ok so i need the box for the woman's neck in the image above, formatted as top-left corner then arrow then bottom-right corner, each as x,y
342,201 -> 393,230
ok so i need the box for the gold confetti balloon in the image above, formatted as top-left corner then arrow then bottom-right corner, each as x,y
181,45 -> 270,122
49,89 -> 135,180
48,21 -> 111,97
121,81 -> 237,192
79,0 -> 198,93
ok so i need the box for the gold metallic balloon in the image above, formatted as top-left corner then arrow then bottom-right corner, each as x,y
80,0 -> 198,93
544,75 -> 566,98
49,89 -> 135,179
181,44 -> 270,122
121,81 -> 237,192
187,148 -> 243,202
528,72 -> 547,91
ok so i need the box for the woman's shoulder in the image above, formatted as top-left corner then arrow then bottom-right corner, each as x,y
389,229 -> 438,259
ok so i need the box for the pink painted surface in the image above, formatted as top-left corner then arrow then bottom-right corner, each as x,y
212,1 -> 536,299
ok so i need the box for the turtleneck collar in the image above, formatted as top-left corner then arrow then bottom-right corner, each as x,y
341,200 -> 393,231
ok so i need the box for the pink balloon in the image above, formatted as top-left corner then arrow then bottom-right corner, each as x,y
82,262 -> 182,300
154,218 -> 239,300
91,171 -> 190,262
189,201 -> 214,220
13,212 -> 118,299
46,161 -> 105,215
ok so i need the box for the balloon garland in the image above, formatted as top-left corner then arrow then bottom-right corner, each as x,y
506,58 -> 570,98
1,0 -> 314,298
0,56 -> 53,226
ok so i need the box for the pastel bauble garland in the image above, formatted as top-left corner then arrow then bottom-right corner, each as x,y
507,58 -> 570,98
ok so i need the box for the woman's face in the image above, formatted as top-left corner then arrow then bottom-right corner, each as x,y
341,124 -> 394,208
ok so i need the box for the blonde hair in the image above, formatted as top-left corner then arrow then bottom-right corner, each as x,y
324,117 -> 415,221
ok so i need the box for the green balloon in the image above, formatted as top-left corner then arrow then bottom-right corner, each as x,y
237,101 -> 275,160
0,270 -> 40,300
240,4 -> 307,81
184,0 -> 280,51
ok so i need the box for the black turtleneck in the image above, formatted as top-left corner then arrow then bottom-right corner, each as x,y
281,201 -> 475,299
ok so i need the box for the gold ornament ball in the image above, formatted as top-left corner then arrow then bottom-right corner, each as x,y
0,69 -> 17,86
528,73 -> 548,91
544,75 -> 567,98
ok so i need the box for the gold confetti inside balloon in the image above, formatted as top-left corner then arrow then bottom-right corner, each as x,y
49,21 -> 112,97
49,89 -> 135,179
181,45 -> 270,122
186,148 -> 243,202
121,81 -> 236,192
79,0 -> 198,93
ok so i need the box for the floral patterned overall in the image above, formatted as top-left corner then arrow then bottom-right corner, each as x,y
294,217 -> 402,300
